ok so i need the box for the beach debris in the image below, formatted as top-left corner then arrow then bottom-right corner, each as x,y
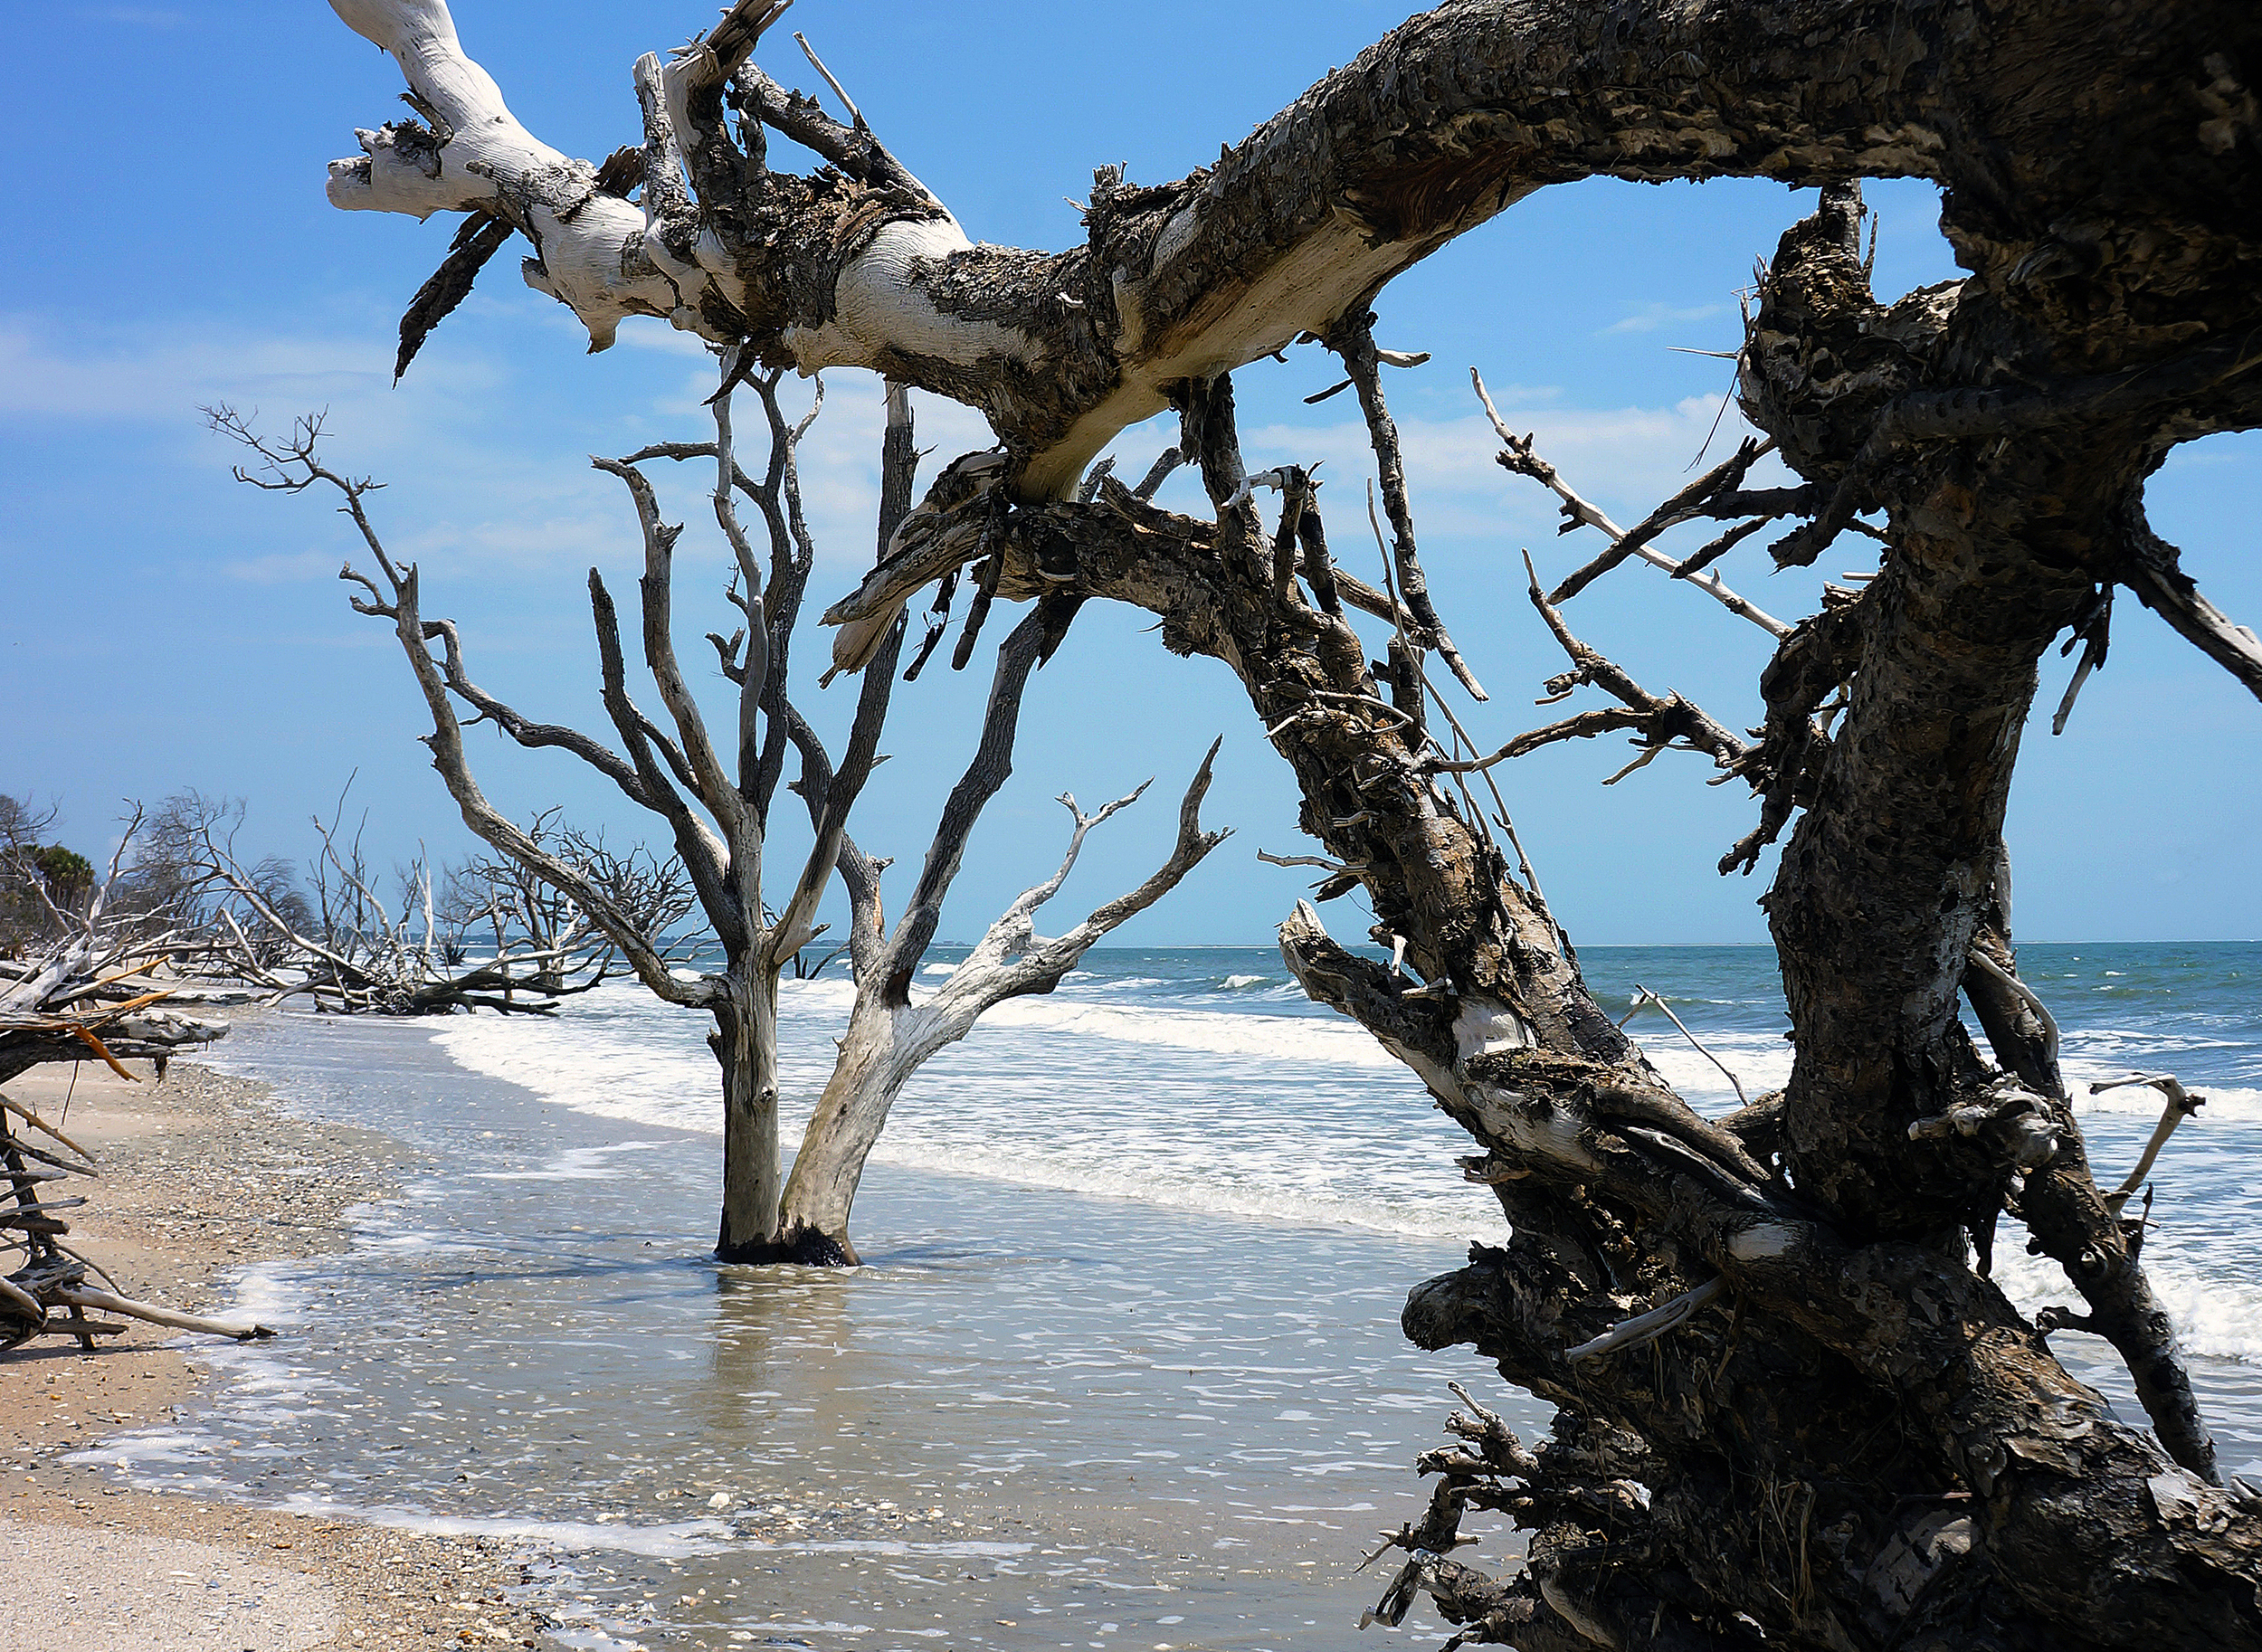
2,812 -> 258,1347
1,952 -> 232,1090
1,1095 -> 272,1351
167,786 -> 699,1019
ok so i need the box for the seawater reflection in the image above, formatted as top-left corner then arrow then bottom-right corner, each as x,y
90,1012 -> 1523,1651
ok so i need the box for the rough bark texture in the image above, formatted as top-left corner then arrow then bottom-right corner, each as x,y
323,0 -> 2262,1643
713,979 -> 784,1260
329,0 -> 2262,496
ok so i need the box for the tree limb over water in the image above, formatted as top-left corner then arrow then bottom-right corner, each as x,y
318,0 -> 2262,1641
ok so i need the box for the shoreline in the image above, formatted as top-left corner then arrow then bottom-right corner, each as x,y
0,1044 -> 555,1648
93,1005 -> 1504,1652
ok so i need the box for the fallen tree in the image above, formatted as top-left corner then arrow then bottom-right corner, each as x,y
0,812 -> 264,1349
156,786 -> 690,1016
0,1097 -> 273,1352
0,807 -> 233,1087
318,0 -> 2262,1642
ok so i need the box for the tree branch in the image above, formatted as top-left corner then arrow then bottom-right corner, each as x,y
590,455 -> 751,850
1326,310 -> 1485,698
327,0 -> 2096,495
2121,498 -> 2262,703
1477,374 -> 1793,639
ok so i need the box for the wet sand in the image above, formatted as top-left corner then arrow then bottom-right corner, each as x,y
0,1051 -> 554,1647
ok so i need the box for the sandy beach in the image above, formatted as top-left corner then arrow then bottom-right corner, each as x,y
0,1047 -> 555,1648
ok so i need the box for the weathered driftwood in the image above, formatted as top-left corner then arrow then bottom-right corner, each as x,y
319,2 -> 2262,1644
2089,1074 -> 2210,1213
0,844 -> 269,1349
0,828 -> 232,1087
2,1106 -> 271,1351
52,1286 -> 273,1343
156,752 -> 685,1018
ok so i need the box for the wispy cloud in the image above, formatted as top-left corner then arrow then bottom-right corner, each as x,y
1602,301 -> 1730,336
1233,394 -> 1778,561
0,318 -> 399,423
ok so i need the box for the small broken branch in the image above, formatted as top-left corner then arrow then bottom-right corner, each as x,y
1475,370 -> 1791,638
2051,584 -> 2114,736
1565,1277 -> 1726,1363
1545,437 -> 1773,603
2090,1074 -> 2207,1211
1621,983 -> 1748,1106
394,212 -> 514,382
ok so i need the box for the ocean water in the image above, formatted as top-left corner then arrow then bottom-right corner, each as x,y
75,941 -> 2262,1649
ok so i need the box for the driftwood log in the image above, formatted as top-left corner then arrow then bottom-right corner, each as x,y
319,1 -> 2262,1644
1,827 -> 271,1348
145,772 -> 696,1020
0,821 -> 234,1088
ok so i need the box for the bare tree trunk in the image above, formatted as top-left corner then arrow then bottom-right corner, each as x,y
771,996 -> 908,1267
770,718 -> 1230,1267
712,968 -> 789,1263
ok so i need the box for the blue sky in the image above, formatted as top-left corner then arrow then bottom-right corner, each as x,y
5,1 -> 2256,946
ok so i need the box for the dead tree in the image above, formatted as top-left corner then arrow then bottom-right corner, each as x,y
320,0 -> 2262,1642
0,796 -> 92,955
442,812 -> 697,998
0,1099 -> 273,1352
0,809 -> 233,1087
166,788 -> 684,1015
214,375 -> 1222,1266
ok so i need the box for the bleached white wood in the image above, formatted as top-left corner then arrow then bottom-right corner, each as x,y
323,0 -> 1456,492
328,0 -> 706,349
775,758 -> 1229,1259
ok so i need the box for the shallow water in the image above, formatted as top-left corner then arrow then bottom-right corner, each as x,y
91,1017 -> 1526,1650
79,941 -> 2262,1647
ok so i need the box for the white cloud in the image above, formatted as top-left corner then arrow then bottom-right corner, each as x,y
389,498 -> 629,576
1602,301 -> 1732,336
1235,393 -> 1782,561
223,550 -> 337,584
0,318 -> 400,423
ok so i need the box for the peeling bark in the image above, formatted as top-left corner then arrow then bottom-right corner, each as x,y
331,0 -> 2262,496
